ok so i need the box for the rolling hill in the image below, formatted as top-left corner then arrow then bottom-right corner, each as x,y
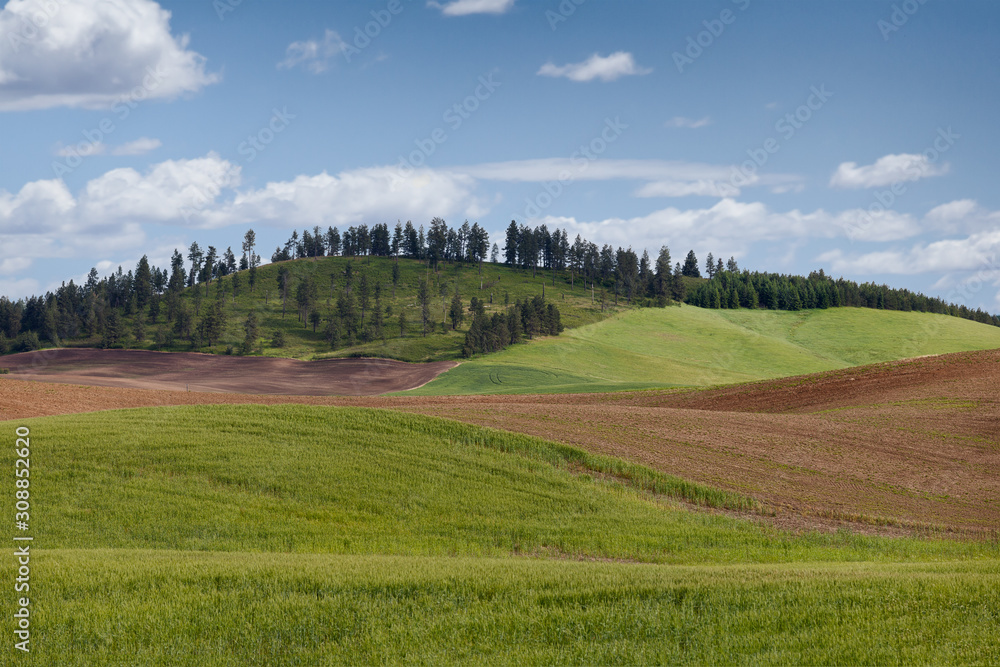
57,257 -> 607,363
5,403 -> 999,664
411,305 -> 1000,394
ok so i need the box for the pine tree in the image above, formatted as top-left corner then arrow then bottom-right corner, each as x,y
372,285 -> 385,341
449,290 -> 464,330
682,250 -> 701,277
102,310 -> 123,348
240,311 -> 259,355
398,309 -> 407,338
417,279 -> 431,336
134,255 -> 152,311
503,220 -> 519,266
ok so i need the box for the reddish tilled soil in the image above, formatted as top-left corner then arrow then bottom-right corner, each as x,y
0,348 -> 455,396
1,347 -> 997,534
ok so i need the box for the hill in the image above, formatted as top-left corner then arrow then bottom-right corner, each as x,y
411,305 -> 1000,394
4,403 -> 999,663
54,256 -> 606,362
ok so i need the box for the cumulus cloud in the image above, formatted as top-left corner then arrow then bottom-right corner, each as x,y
112,137 -> 162,156
212,167 -> 479,229
830,153 -> 949,189
665,116 -> 711,129
529,199 -> 928,262
0,0 -> 218,111
277,29 -> 347,73
537,52 -> 651,82
0,154 -> 480,268
428,0 -> 515,16
818,232 -> 1000,277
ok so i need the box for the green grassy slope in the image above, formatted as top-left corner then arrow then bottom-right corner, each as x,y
412,305 -> 1000,395
73,258 -> 609,362
5,404 -> 999,664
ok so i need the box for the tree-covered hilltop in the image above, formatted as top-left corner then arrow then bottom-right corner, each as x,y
0,220 -> 996,360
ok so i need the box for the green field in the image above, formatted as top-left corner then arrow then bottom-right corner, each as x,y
411,305 -> 1000,395
6,405 -> 999,663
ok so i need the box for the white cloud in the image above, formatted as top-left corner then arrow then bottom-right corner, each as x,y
0,257 -> 31,276
830,153 -> 949,189
278,29 -> 347,73
921,199 -> 1000,235
53,137 -> 161,158
213,167 -> 478,229
428,0 -> 515,16
925,199 -> 977,223
56,142 -> 106,157
78,154 -> 240,224
665,116 -> 711,129
635,180 -> 738,198
530,199 -> 928,261
0,155 -> 481,270
112,137 -> 162,156
454,158 -> 727,183
537,52 -> 651,83
818,232 -> 1000,277
449,158 -> 801,198
0,278 -> 40,300
0,0 -> 218,111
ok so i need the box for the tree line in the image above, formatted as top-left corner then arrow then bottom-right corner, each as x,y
685,268 -> 1000,326
269,218 -> 492,272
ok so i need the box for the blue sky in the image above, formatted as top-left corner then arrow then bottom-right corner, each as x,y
1,0 -> 999,311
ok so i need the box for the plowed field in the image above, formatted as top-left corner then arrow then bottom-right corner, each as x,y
0,348 -> 455,395
1,348 -> 997,533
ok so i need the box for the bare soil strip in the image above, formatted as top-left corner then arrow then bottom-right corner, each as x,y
0,348 -> 456,396
1,348 -> 997,534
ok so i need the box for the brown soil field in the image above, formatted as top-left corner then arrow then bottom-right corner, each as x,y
1,348 -> 997,534
0,348 -> 455,395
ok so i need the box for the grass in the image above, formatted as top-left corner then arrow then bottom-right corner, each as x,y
411,305 -> 1000,394
5,404 -> 999,663
8,552 -> 999,665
